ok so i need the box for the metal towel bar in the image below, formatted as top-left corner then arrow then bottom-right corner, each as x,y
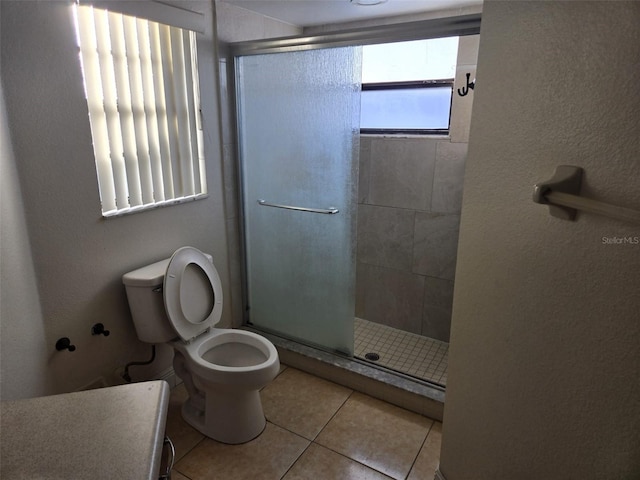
257,199 -> 339,215
533,166 -> 640,224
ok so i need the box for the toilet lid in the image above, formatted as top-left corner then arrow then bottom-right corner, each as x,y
164,246 -> 223,342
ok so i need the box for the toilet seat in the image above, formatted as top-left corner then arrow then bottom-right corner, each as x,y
174,329 -> 279,386
164,246 -> 223,342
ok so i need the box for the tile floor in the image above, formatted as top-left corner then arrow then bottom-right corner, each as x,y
354,318 -> 449,386
166,365 -> 442,480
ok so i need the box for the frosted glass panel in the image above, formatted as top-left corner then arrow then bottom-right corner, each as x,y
360,87 -> 452,130
362,37 -> 459,83
236,47 -> 361,355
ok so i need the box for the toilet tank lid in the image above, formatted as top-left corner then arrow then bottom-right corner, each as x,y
122,253 -> 213,287
122,258 -> 171,287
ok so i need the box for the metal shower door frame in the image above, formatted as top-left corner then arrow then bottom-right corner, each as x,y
228,14 -> 481,353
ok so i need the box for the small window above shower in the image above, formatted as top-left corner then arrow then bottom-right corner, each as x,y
360,37 -> 459,135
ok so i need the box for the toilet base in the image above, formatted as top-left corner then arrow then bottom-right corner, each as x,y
181,387 -> 267,445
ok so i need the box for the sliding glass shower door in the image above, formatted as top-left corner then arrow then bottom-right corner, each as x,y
236,47 -> 361,355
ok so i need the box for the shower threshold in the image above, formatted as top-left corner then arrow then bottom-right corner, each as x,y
243,324 -> 446,420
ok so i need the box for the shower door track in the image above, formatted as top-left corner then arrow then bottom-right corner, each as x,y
229,14 -> 481,56
244,323 -> 447,392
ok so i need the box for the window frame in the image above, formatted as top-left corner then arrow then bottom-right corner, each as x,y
74,1 -> 208,218
359,79 -> 454,135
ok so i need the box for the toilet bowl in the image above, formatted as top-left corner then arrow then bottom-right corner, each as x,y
122,246 -> 279,444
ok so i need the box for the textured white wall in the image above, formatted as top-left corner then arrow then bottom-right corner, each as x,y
0,75 -> 52,400
0,0 -> 229,397
440,1 -> 640,479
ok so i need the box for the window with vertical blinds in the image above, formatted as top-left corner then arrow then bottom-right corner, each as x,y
74,4 -> 207,217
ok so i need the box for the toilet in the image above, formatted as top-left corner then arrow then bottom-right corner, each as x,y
122,246 -> 279,444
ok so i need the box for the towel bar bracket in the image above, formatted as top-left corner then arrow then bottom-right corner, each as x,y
533,165 -> 583,220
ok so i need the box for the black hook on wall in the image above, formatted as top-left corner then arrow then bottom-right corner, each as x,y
457,72 -> 475,96
91,323 -> 110,336
55,337 -> 76,352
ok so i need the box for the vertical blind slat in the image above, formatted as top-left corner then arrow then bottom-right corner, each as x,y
152,24 -> 180,198
93,8 -> 129,210
136,18 -> 165,203
109,12 -> 142,207
123,15 -> 154,205
170,27 -> 194,197
190,33 -> 207,195
159,24 -> 182,198
183,30 -> 202,195
76,6 -> 117,213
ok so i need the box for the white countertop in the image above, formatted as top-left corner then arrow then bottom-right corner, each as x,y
1,380 -> 170,479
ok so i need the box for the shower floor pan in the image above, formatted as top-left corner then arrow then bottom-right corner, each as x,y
355,318 -> 448,387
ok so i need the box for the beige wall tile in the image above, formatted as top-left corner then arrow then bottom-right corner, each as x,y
432,142 -> 468,214
358,136 -> 372,203
368,138 -> 437,211
357,204 -> 416,271
422,277 -> 455,342
412,213 -> 460,280
357,263 -> 425,334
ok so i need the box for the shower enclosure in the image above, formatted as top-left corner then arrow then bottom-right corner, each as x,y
231,16 -> 481,387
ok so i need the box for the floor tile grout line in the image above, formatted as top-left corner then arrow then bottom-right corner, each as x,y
309,440 -> 398,480
277,439 -> 315,480
263,382 -> 355,444
403,420 -> 437,480
173,435 -> 206,468
270,389 -> 358,479
311,388 -> 355,442
172,467 -> 195,480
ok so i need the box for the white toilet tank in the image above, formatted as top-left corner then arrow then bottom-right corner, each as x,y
123,253 -> 215,344
122,258 -> 175,344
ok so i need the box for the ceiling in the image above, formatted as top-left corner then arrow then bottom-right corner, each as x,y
220,0 -> 482,27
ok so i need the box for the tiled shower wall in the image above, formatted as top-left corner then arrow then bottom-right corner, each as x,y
355,137 -> 466,342
356,36 -> 479,342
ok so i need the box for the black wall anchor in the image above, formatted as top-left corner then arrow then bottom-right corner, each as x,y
91,323 -> 110,336
457,72 -> 475,96
55,337 -> 76,352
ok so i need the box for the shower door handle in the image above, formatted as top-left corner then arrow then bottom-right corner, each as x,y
257,199 -> 339,215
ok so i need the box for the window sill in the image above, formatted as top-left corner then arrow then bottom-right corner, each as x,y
360,132 -> 450,140
102,193 -> 209,218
